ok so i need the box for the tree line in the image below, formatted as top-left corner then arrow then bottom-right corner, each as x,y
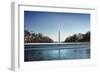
24,30 -> 54,43
24,30 -> 90,43
64,31 -> 90,42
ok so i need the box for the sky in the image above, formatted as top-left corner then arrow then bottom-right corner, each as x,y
24,11 -> 90,42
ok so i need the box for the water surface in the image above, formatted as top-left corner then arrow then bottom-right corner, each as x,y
24,43 -> 90,62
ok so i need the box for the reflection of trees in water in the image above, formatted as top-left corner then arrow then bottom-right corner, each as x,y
24,30 -> 54,43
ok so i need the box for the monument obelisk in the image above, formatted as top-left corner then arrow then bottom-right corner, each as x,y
58,30 -> 60,43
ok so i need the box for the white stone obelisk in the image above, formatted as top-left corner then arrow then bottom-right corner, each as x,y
58,30 -> 60,43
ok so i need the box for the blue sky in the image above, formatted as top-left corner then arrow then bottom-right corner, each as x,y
24,11 -> 90,42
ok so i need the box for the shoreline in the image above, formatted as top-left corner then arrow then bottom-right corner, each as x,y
24,42 -> 90,45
